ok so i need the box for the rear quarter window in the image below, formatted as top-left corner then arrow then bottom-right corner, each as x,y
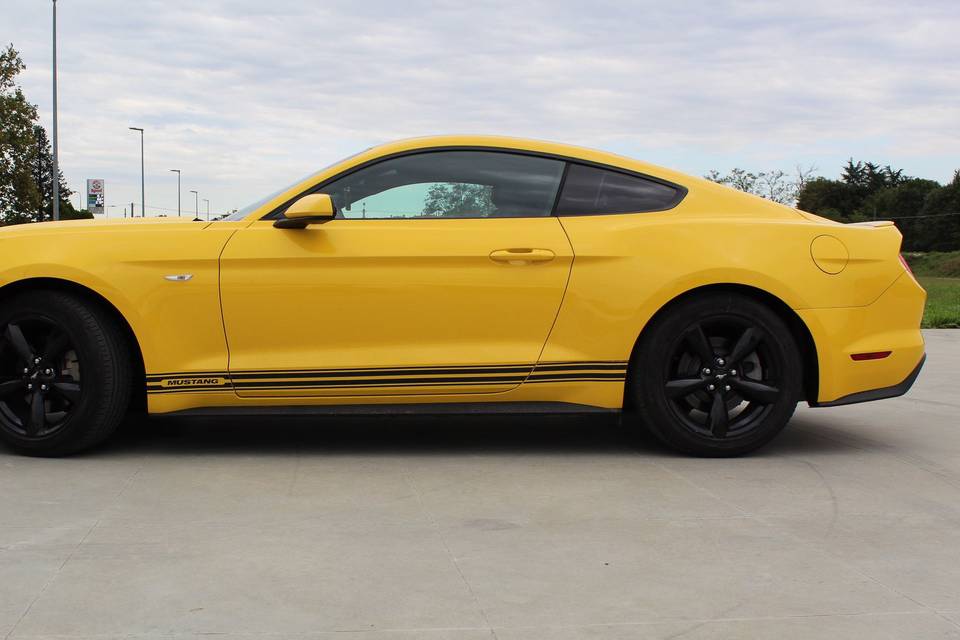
555,164 -> 682,215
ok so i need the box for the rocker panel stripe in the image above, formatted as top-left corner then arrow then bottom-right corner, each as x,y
146,361 -> 629,394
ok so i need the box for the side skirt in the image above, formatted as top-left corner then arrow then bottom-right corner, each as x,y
160,401 -> 620,419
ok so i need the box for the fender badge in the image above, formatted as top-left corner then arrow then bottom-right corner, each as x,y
164,274 -> 194,282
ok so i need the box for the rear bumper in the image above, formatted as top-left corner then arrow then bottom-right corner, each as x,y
798,272 -> 926,405
810,353 -> 925,407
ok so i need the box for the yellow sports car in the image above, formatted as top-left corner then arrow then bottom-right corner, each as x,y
0,136 -> 926,457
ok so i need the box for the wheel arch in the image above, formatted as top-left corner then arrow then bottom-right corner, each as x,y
624,283 -> 819,408
0,277 -> 147,411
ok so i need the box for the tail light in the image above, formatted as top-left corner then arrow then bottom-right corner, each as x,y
899,254 -> 919,283
898,254 -> 913,275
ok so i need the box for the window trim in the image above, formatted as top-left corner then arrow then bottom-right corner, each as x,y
261,146 -> 687,221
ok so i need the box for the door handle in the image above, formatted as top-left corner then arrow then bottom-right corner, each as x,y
489,248 -> 556,265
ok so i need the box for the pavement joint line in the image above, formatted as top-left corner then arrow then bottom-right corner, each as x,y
4,519 -> 99,640
802,423 -> 960,491
3,465 -> 144,640
655,453 -> 960,630
399,465 -> 500,640
795,459 -> 840,538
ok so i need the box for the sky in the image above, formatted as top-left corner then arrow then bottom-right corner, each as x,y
4,0 -> 959,217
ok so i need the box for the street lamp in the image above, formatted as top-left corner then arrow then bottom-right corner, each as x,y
169,169 -> 181,216
51,0 -> 59,221
189,190 -> 198,220
129,127 -> 145,217
203,198 -> 209,221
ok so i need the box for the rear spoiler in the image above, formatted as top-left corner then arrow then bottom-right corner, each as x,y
845,220 -> 896,228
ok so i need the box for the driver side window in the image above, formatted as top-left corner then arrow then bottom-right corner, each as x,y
319,151 -> 565,219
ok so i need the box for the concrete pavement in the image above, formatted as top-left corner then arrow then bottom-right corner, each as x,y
1,330 -> 959,639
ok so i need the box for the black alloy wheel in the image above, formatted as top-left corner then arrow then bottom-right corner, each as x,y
0,317 -> 83,438
630,292 -> 802,456
0,291 -> 132,456
664,320 -> 781,440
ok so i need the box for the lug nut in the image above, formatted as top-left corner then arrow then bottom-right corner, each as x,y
34,358 -> 41,364
707,384 -> 716,391
730,369 -> 737,376
703,368 -> 712,375
44,369 -> 52,375
717,358 -> 726,366
27,384 -> 33,390
724,385 -> 731,392
23,368 -> 29,374
40,384 -> 48,391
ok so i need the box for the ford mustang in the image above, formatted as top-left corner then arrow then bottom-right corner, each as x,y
0,136 -> 926,456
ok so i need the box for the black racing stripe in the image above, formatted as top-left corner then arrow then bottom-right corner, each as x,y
533,364 -> 627,373
148,388 -> 235,395
148,375 -> 526,392
148,363 -> 532,380
150,379 -> 523,395
148,378 -> 624,394
537,360 -> 629,367
147,361 -> 628,381
525,377 -> 625,384
146,362 -> 629,390
528,373 -> 625,381
233,375 -> 527,389
229,366 -> 534,381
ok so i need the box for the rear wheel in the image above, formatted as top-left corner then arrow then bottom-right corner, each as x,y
629,292 -> 802,456
0,291 -> 132,456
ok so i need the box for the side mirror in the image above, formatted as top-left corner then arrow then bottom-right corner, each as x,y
274,194 -> 336,229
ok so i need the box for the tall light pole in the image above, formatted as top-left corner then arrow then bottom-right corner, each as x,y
129,127 -> 144,216
51,0 -> 60,221
189,190 -> 198,220
203,198 -> 209,221
169,169 -> 181,216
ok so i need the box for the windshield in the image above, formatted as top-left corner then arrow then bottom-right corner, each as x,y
220,149 -> 371,221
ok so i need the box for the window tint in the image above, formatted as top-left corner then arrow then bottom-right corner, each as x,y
318,151 -> 565,219
555,164 -> 680,215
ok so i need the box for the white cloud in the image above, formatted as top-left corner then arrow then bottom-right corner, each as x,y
5,0 -> 959,216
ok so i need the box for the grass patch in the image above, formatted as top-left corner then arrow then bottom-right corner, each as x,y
919,277 -> 960,328
905,251 -> 960,278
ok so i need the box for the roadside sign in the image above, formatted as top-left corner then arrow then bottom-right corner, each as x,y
86,179 -> 105,215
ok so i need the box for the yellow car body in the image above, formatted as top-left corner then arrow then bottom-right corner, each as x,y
0,135 -> 925,428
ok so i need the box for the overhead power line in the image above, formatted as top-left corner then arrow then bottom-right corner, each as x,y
884,212 -> 960,220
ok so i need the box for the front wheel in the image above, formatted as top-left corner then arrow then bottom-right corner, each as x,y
0,290 -> 132,456
628,292 -> 802,457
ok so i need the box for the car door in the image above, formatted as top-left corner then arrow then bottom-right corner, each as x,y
219,150 -> 573,397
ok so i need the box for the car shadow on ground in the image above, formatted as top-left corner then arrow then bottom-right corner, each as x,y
22,410 -> 869,460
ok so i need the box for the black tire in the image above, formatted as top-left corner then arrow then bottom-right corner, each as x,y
628,292 -> 801,457
0,290 -> 132,456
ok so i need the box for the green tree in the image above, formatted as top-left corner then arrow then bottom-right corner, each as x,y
798,160 -> 911,222
915,171 -> 960,252
796,177 -> 859,221
0,44 -> 41,225
422,182 -> 494,217
32,124 -> 84,221
857,178 -> 940,250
